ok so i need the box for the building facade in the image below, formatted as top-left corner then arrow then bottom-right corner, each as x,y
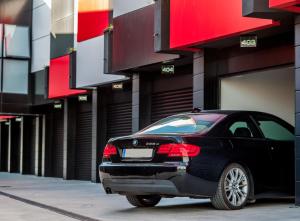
0,0 -> 299,205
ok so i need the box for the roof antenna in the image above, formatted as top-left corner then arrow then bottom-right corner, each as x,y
192,107 -> 202,113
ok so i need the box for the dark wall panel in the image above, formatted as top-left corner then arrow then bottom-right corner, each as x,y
112,4 -> 178,72
0,0 -> 32,26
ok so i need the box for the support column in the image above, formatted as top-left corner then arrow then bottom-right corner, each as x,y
7,120 -> 12,173
41,115 -> 46,177
19,117 -> 25,174
193,51 -> 205,109
91,89 -> 100,183
295,15 -> 300,205
34,116 -> 41,176
63,98 -> 76,180
132,74 -> 140,133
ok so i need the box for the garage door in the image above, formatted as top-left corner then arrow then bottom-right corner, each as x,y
52,111 -> 64,178
29,119 -> 36,175
107,89 -> 132,140
0,123 -> 9,171
151,74 -> 193,123
221,66 -> 295,125
75,103 -> 92,181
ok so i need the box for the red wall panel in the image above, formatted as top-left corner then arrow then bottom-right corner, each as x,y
49,55 -> 87,99
77,10 -> 110,42
269,0 -> 300,7
170,0 -> 279,49
269,0 -> 300,12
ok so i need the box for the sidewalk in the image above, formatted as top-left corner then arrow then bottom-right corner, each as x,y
0,172 -> 299,221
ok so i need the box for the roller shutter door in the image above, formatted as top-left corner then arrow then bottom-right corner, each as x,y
151,73 -> 193,123
75,106 -> 92,181
107,101 -> 132,139
29,120 -> 36,175
151,87 -> 193,123
52,111 -> 64,178
0,123 -> 9,172
220,66 -> 294,125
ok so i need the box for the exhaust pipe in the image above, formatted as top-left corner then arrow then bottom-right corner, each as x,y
105,187 -> 112,194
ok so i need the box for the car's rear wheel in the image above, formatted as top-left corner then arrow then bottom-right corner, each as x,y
211,163 -> 250,210
126,195 -> 161,207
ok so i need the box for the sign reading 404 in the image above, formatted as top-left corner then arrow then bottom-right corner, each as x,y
240,35 -> 257,48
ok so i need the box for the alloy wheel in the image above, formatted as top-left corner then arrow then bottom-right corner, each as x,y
224,168 -> 249,207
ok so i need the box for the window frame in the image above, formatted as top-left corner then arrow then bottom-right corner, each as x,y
250,113 -> 294,141
224,115 -> 262,139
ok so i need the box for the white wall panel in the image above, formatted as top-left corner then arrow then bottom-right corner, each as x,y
113,0 -> 154,17
76,36 -> 126,88
32,3 -> 51,40
32,0 -> 51,72
221,66 -> 295,125
32,36 -> 50,72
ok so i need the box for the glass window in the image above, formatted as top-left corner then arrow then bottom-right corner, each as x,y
228,121 -> 254,138
4,25 -> 30,58
3,60 -> 28,94
139,114 -> 225,135
255,116 -> 294,141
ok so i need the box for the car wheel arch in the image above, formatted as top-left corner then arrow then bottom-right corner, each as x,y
218,160 -> 255,200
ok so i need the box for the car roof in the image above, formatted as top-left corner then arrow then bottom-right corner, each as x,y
173,110 -> 275,117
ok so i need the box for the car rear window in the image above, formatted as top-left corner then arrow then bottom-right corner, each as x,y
139,114 -> 225,135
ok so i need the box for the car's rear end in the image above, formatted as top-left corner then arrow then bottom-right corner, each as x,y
99,113 -> 226,198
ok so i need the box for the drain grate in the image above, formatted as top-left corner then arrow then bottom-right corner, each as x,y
0,186 -> 11,188
0,191 -> 102,221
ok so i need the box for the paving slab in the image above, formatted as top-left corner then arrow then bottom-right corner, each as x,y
0,172 -> 299,221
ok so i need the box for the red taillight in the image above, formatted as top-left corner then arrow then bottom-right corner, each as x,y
157,143 -> 200,157
103,144 -> 117,158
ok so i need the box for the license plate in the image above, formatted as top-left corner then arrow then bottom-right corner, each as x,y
122,148 -> 153,158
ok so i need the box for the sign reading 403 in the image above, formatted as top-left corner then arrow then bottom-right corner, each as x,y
240,35 -> 257,48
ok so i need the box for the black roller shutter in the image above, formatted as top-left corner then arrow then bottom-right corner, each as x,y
75,104 -> 92,181
107,101 -> 132,139
11,121 -> 21,173
29,119 -> 36,175
52,111 -> 64,178
151,87 -> 193,123
151,73 -> 193,123
0,123 -> 9,172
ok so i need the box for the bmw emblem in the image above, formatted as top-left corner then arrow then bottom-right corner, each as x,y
133,139 -> 138,146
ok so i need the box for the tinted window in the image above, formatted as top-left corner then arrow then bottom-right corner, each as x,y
139,114 -> 225,135
228,120 -> 254,138
255,116 -> 294,141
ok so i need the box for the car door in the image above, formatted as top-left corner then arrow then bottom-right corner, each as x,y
224,114 -> 272,194
252,114 -> 295,194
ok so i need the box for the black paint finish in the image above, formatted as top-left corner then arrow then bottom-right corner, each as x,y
100,111 -> 295,199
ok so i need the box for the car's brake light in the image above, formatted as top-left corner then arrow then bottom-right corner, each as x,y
103,144 -> 117,158
157,143 -> 200,157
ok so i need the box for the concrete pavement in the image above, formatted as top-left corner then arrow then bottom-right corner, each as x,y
0,172 -> 299,221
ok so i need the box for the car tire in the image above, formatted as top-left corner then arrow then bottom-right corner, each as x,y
211,163 -> 250,210
126,195 -> 161,207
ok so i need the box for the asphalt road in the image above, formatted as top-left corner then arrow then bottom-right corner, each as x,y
0,172 -> 299,221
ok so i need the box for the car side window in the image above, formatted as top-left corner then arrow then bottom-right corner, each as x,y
228,120 -> 255,138
254,116 -> 294,141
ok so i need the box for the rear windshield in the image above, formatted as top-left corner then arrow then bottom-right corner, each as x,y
139,114 -> 225,135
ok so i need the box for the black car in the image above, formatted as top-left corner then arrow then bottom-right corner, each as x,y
99,110 -> 295,210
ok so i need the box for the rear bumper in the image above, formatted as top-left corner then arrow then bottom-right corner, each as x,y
99,162 -> 217,198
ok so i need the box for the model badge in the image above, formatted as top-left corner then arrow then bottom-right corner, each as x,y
132,139 -> 138,146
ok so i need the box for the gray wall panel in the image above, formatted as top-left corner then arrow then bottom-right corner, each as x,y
76,36 -> 126,88
113,0 -> 154,17
32,1 -> 51,72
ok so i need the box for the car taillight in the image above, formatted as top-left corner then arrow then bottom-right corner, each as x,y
103,144 -> 117,158
157,143 -> 200,157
